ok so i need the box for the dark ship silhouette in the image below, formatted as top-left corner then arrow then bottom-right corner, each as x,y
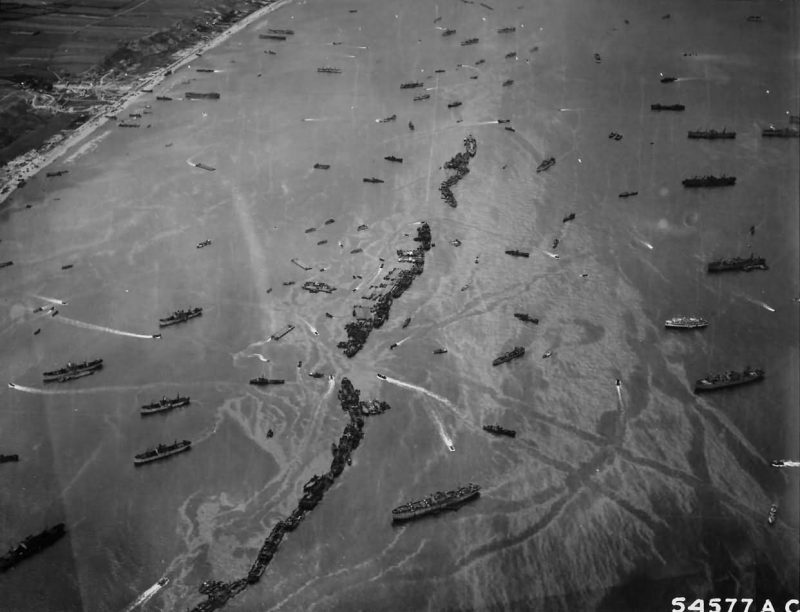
461,38 -> 479,46
141,395 -> 190,415
618,191 -> 638,198
492,346 -> 525,366
1,524 -> 66,572
400,82 -> 424,89
391,483 -> 480,522
514,313 -> 539,324
249,378 -> 285,386
313,163 -> 330,169
134,440 -> 191,465
363,177 -> 384,183
536,157 -> 555,173
694,367 -> 764,392
688,128 -> 735,139
483,425 -> 516,437
413,93 -> 431,101
185,92 -> 220,100
682,175 -> 735,187
651,103 -> 685,111
660,76 -> 677,83
665,316 -> 708,329
762,127 -> 799,138
159,307 -> 203,327
505,249 -> 529,258
43,358 -> 103,383
317,67 -> 342,73
384,155 -> 403,163
707,255 -> 767,273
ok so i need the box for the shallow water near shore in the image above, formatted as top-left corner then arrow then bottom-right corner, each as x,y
0,0 -> 798,611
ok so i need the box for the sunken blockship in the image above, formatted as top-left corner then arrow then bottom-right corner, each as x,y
440,135 -> 478,207
1,523 -> 66,572
188,379 -> 390,611
338,222 -> 432,358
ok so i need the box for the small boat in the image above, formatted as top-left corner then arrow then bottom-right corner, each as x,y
401,317 -> 411,328
158,578 -> 169,587
308,372 -> 325,378
502,79 -> 514,87
542,350 -> 552,359
196,239 -> 212,248
536,157 -> 555,173
651,103 -> 685,111
461,38 -> 479,46
413,94 -> 430,102
433,348 -> 448,355
377,373 -> 387,380
768,503 -> 777,525
377,114 -> 397,123
442,29 -> 456,36
505,249 -> 529,258
483,425 -> 516,437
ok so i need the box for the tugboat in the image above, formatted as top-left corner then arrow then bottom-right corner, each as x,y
249,377 -> 285,386
707,254 -> 767,273
0,524 -> 66,572
651,103 -> 685,111
682,175 -> 736,188
768,503 -> 778,525
141,394 -> 190,415
159,307 -> 202,327
694,367 -> 764,392
514,313 -> 539,324
536,157 -> 555,173
433,348 -> 448,354
363,177 -> 385,184
483,425 -> 516,437
688,128 -> 736,139
665,316 -> 708,329
492,346 -> 525,366
134,440 -> 191,465
505,249 -> 530,258
391,483 -> 480,522
43,359 -> 103,383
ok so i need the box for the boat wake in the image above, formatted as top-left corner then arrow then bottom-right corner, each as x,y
433,414 -> 456,452
55,316 -> 156,339
232,338 -> 272,363
636,239 -> 654,250
302,117 -> 329,122
324,376 -> 336,397
299,318 -> 319,336
31,295 -> 68,305
543,251 -> 560,259
121,578 -> 168,612
773,460 -> 800,468
8,382 -> 61,395
378,375 -> 455,409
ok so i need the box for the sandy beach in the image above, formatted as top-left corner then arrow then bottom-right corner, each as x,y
0,0 -> 797,611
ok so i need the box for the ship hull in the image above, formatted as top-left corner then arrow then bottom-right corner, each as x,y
392,489 -> 480,522
140,399 -> 190,415
694,373 -> 764,392
665,321 -> 708,329
159,311 -> 202,327
133,444 -> 191,465
42,360 -> 103,382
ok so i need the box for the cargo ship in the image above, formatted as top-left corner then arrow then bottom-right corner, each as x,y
505,249 -> 529,258
433,348 -> 448,355
43,359 -> 103,383
694,367 -> 764,392
665,316 -> 708,329
497,27 -> 516,33
688,129 -> 735,139
384,155 -> 403,163
159,307 -> 203,327
448,101 -> 462,108
762,127 -> 799,138
536,157 -> 555,173
363,177 -> 384,184
707,255 -> 767,273
413,93 -> 431,101
483,425 -> 516,437
392,483 -> 480,522
193,162 -> 215,172
134,440 -> 191,465
493,346 -> 525,366
682,175 -> 735,187
400,82 -> 424,89
141,395 -> 190,415
317,67 -> 342,74
249,377 -> 285,386
442,28 -> 456,36
0,523 -> 66,572
651,103 -> 685,111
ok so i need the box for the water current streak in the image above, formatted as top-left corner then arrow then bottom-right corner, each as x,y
187,379 -> 390,611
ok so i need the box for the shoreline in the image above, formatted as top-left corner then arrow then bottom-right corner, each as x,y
0,0 -> 294,208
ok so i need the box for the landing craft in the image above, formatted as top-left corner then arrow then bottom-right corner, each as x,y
377,373 -> 387,380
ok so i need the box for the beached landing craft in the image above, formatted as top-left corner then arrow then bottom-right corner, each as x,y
141,395 -> 190,415
159,307 -> 203,327
391,484 -> 481,522
134,440 -> 191,465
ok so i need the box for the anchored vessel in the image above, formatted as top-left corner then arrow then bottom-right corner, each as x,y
682,175 -> 735,187
384,155 -> 403,163
493,346 -> 525,366
317,67 -> 342,73
392,483 -> 480,522
159,307 -> 203,327
134,440 -> 191,465
442,28 -> 456,36
688,129 -> 735,139
249,378 -> 285,386
618,191 -> 638,198
483,425 -> 516,437
270,324 -> 295,341
498,26 -> 516,33
665,316 -> 708,329
0,524 -> 66,572
413,93 -> 431,101
400,82 -> 424,89
433,348 -> 448,354
313,163 -> 330,169
514,313 -> 539,324
505,249 -> 529,258
43,359 -> 103,383
536,157 -> 555,173
707,255 -> 767,273
448,101 -> 462,108
461,38 -> 479,46
363,177 -> 384,184
651,103 -> 685,111
1,454 -> 19,463
141,395 -> 190,415
694,367 -> 764,392
762,127 -> 799,138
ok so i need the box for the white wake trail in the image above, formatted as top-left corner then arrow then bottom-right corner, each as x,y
774,460 -> 800,468
55,316 -> 157,339
378,375 -> 455,409
300,318 -> 319,336
121,579 -> 168,612
232,338 -> 272,363
433,413 -> 456,452
31,295 -> 68,305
